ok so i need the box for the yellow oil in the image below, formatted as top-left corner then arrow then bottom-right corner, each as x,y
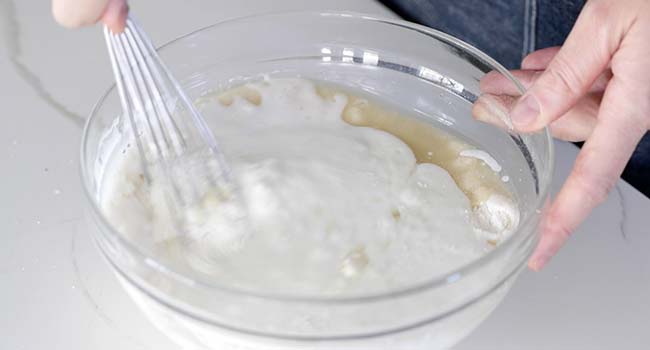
317,84 -> 512,207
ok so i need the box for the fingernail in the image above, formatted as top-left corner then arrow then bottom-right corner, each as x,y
511,94 -> 540,128
528,254 -> 549,271
473,94 -> 517,131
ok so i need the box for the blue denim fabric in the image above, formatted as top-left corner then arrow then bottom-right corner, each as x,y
381,0 -> 528,69
381,0 -> 650,197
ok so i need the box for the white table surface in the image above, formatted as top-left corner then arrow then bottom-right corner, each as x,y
1,1 -> 649,349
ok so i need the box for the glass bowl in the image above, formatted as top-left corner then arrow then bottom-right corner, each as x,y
81,11 -> 554,350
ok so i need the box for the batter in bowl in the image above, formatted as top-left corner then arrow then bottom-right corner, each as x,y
100,78 -> 519,295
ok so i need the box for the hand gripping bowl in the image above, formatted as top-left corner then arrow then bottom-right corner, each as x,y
81,12 -> 554,350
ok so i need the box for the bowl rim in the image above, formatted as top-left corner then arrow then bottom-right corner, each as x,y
81,10 -> 555,304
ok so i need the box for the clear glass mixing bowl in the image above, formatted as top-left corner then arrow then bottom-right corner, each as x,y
81,12 -> 554,350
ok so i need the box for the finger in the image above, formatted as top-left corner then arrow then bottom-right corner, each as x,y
102,0 -> 128,33
472,93 -> 517,130
481,69 -> 612,96
473,92 -> 599,141
510,2 -> 625,132
548,93 -> 600,142
53,0 -> 110,28
480,70 -> 541,95
528,77 -> 648,271
521,46 -> 561,70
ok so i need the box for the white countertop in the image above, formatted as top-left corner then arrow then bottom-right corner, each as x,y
1,1 -> 648,349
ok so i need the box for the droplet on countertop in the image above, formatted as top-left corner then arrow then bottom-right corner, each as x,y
391,209 -> 401,221
501,175 -> 510,182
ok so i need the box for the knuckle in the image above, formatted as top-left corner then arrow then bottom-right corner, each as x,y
545,209 -> 574,240
543,55 -> 585,96
583,0 -> 613,24
582,0 -> 629,53
531,70 -> 544,81
572,149 -> 616,204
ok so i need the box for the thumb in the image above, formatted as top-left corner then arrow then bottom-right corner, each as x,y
511,2 -> 621,132
102,0 -> 128,33
53,0 -> 110,28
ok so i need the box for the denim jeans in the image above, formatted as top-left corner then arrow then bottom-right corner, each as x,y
381,0 -> 650,196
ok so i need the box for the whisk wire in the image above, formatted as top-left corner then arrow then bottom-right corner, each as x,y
128,18 -> 220,158
103,25 -> 152,181
103,15 -> 233,211
123,27 -> 176,158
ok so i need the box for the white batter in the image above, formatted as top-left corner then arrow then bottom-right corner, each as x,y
100,78 -> 518,295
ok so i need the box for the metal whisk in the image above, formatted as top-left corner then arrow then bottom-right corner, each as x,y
104,16 -> 234,222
